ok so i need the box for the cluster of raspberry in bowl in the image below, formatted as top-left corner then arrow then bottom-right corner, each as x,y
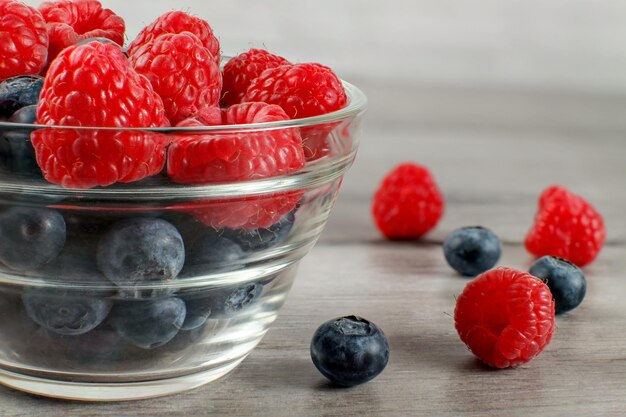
0,0 -> 366,400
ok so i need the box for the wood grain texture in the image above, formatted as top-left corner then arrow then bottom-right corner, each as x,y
1,122 -> 625,416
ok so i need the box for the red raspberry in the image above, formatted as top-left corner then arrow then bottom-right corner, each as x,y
454,268 -> 555,369
127,11 -> 219,64
168,101 -> 305,229
220,48 -> 290,107
525,185 -> 606,267
39,0 -> 125,68
0,1 -> 49,81
243,63 -> 348,161
171,192 -> 303,230
131,32 -> 222,125
371,163 -> 444,239
31,42 -> 169,189
168,102 -> 304,184
244,63 -> 347,119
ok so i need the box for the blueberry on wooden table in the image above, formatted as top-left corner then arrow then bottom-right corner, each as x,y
310,316 -> 389,387
443,226 -> 501,276
529,255 -> 587,314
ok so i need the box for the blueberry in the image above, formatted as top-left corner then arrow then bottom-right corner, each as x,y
310,316 -> 389,387
23,292 -> 112,336
443,226 -> 501,276
184,282 -> 264,320
109,297 -> 186,349
182,234 -> 245,276
0,207 -> 66,270
97,218 -> 185,286
1,105 -> 40,179
0,75 -> 44,119
529,256 -> 587,314
180,296 -> 213,330
21,243 -> 113,335
224,210 -> 296,252
7,103 -> 37,124
214,283 -> 264,317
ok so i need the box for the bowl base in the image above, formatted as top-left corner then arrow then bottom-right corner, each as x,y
0,358 -> 244,401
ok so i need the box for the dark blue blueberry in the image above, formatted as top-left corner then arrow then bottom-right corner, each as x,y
529,256 -> 587,314
185,282 -> 264,320
109,297 -> 186,349
182,234 -> 245,276
7,103 -> 37,124
23,292 -> 112,336
223,210 -> 296,252
21,242 -> 113,335
443,226 -> 501,276
0,75 -> 44,119
214,283 -> 264,317
0,207 -> 66,270
310,316 -> 389,387
97,218 -> 185,286
180,296 -> 213,330
1,104 -> 40,177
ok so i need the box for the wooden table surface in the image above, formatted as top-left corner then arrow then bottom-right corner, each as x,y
1,86 -> 625,416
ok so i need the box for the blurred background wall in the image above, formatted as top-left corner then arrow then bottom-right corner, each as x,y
25,0 -> 626,131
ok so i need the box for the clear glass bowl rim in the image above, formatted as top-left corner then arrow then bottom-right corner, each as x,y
0,81 -> 366,133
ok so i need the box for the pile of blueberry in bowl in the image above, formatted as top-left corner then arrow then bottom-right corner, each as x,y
0,0 -> 366,400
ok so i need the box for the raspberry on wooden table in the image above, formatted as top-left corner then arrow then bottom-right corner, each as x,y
525,185 -> 606,267
372,163 -> 444,239
220,48 -> 290,107
131,31 -> 222,125
0,1 -> 49,82
127,10 -> 220,64
38,0 -> 125,69
31,42 -> 169,189
454,268 -> 555,369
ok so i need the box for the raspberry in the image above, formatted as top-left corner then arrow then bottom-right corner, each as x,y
127,11 -> 220,64
244,63 -> 347,119
454,268 -> 555,369
372,163 -> 444,239
39,0 -> 125,68
525,185 -> 606,267
171,192 -> 303,230
31,42 -> 169,188
220,49 -> 290,107
243,63 -> 348,160
0,1 -> 49,82
168,102 -> 305,229
168,102 -> 304,184
131,32 -> 222,125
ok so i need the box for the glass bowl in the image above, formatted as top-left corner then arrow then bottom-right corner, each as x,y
0,82 -> 366,401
